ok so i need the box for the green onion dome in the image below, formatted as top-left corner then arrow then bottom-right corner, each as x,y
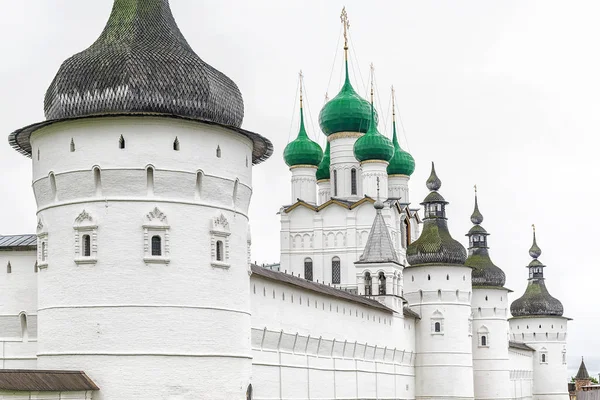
318,60 -> 377,136
316,141 -> 331,181
353,103 -> 394,162
387,119 -> 415,176
283,105 -> 323,167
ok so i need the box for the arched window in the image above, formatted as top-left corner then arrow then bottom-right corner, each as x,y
541,353 -> 546,363
82,235 -> 91,257
146,166 -> 155,196
151,235 -> 162,256
93,167 -> 102,196
350,168 -> 357,195
216,240 -> 224,261
481,335 -> 487,346
304,258 -> 313,281
378,272 -> 386,295
173,137 -> 180,151
195,171 -> 203,199
364,272 -> 372,296
434,322 -> 441,332
332,257 -> 341,284
233,179 -> 239,206
333,170 -> 338,196
70,138 -> 75,152
20,313 -> 28,342
431,310 -> 444,334
49,172 -> 57,200
119,135 -> 125,149
246,384 -> 253,400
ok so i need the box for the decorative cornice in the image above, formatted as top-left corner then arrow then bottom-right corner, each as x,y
316,179 -> 331,184
328,132 -> 363,141
388,174 -> 410,178
360,160 -> 390,166
290,165 -> 318,170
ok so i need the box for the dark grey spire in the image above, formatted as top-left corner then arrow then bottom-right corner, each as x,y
465,189 -> 506,288
406,162 -> 466,266
356,179 -> 399,264
576,358 -> 591,380
510,227 -> 564,317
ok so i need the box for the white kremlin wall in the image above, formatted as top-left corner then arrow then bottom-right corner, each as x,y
0,250 -> 38,369
250,272 -> 417,400
509,344 -> 534,400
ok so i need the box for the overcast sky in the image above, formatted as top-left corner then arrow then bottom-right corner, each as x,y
0,0 -> 598,378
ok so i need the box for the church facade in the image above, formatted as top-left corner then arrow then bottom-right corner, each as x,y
0,1 -> 572,399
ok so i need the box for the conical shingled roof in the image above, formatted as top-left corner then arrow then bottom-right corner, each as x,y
406,163 -> 467,266
8,0 -> 273,164
576,358 -> 591,380
464,192 -> 506,288
510,230 -> 564,317
356,199 -> 400,264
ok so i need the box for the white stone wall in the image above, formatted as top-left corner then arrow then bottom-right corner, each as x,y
0,250 -> 38,369
509,316 -> 569,400
0,390 -> 93,399
471,287 -> 511,400
250,273 -> 417,400
329,136 -> 362,200
508,347 -> 534,400
30,117 -> 254,400
290,166 -> 317,205
388,175 -> 410,203
361,161 -> 389,199
280,201 -> 417,290
404,265 -> 475,399
317,180 -> 331,206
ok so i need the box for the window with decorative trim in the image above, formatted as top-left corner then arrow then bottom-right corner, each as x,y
331,257 -> 341,284
143,207 -> 170,265
431,310 -> 444,335
540,348 -> 548,364
74,210 -> 98,265
37,218 -> 49,269
478,325 -> 489,347
210,213 -> 231,268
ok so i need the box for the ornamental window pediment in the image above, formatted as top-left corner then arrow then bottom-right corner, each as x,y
211,213 -> 231,269
143,207 -> 170,265
73,210 -> 98,265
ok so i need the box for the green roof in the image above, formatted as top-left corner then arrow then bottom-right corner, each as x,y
316,141 -> 331,181
353,103 -> 394,162
318,59 -> 376,136
387,119 -> 415,176
283,105 -> 323,167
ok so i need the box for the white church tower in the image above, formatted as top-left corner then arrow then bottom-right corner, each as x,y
7,1 -> 272,399
404,163 -> 475,400
509,228 -> 570,400
465,189 -> 511,400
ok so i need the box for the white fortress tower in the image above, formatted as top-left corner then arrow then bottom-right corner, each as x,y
509,228 -> 570,400
465,191 -> 511,400
7,1 -> 272,399
404,163 -> 475,400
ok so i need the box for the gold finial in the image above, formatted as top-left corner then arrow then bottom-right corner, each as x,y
474,184 -> 477,194
532,223 -> 536,233
299,70 -> 304,109
391,85 -> 396,122
370,63 -> 375,103
340,7 -> 350,55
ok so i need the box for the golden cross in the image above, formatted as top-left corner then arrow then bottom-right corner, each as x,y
299,70 -> 304,108
340,7 -> 350,50
370,63 -> 375,103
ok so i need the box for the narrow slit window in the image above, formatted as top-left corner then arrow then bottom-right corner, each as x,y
195,171 -> 203,199
481,335 -> 487,346
82,234 -> 91,257
216,145 -> 221,158
119,135 -> 125,149
49,173 -> 57,200
173,137 -> 180,151
434,322 -> 441,333
333,170 -> 338,196
6,261 -> 11,274
70,138 -> 75,152
147,166 -> 154,196
93,167 -> 102,196
350,168 -> 357,195
151,235 -> 162,256
20,314 -> 28,341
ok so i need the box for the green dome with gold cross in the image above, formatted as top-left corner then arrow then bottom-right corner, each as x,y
387,118 -> 415,176
283,96 -> 323,167
353,102 -> 394,162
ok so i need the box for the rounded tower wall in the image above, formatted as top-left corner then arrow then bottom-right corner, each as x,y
290,166 -> 317,205
509,316 -> 569,400
329,136 -> 361,199
388,174 -> 410,203
471,287 -> 511,400
31,118 -> 254,399
361,161 -> 389,199
405,265 -> 475,399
